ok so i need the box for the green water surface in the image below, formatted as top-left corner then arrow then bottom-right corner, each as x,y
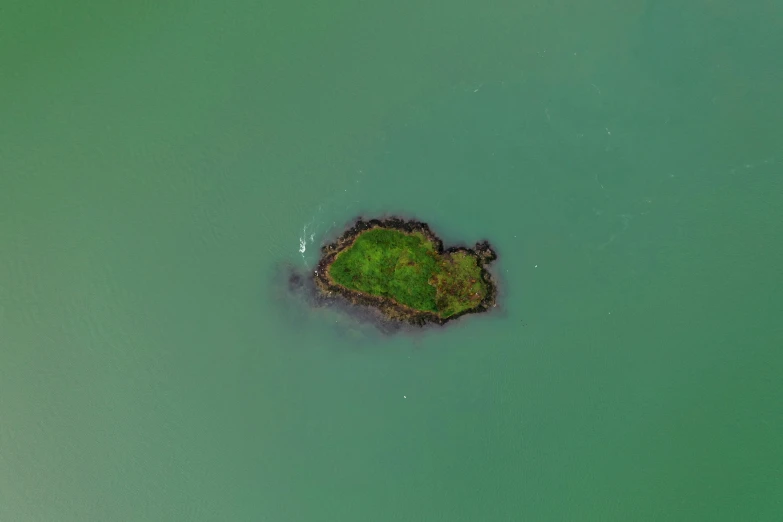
1,1 -> 782,520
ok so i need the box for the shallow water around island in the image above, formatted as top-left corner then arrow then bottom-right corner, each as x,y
2,1 -> 782,521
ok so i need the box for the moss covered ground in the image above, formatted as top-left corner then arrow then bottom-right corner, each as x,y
327,228 -> 488,318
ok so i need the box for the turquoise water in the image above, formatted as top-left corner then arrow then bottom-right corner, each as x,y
2,1 -> 782,520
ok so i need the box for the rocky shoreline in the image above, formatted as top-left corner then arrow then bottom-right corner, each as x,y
313,217 -> 498,326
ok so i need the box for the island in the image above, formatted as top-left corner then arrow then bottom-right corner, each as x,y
314,218 -> 497,326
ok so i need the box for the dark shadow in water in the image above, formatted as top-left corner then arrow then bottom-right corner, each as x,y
269,261 -> 406,339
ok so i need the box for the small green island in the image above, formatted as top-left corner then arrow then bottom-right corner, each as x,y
314,218 -> 497,326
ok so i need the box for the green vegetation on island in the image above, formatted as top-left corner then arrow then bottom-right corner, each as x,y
315,219 -> 497,324
329,229 -> 486,317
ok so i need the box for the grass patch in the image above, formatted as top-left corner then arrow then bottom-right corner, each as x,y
328,228 -> 488,318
